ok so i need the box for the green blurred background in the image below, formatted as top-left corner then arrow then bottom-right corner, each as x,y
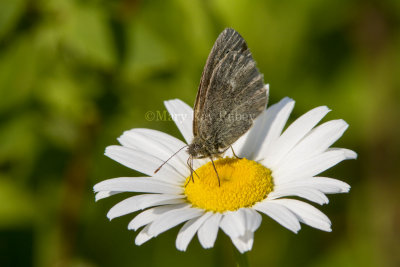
1,0 -> 399,266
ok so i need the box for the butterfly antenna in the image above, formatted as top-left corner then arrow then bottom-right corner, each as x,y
210,158 -> 221,187
154,145 -> 188,174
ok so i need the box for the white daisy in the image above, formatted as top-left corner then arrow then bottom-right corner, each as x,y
93,96 -> 357,253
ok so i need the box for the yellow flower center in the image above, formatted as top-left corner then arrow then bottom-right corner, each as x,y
184,158 -> 273,212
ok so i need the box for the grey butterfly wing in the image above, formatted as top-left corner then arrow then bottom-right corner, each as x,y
196,48 -> 267,151
193,28 -> 248,136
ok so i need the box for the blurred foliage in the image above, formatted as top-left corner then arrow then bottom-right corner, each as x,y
0,0 -> 399,266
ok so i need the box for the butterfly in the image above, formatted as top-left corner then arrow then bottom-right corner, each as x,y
157,28 -> 268,186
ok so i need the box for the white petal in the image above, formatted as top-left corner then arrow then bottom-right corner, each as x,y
95,191 -> 121,201
176,212 -> 213,251
128,204 -> 189,230
275,177 -> 350,194
236,110 -> 269,158
265,84 -> 270,100
274,148 -> 357,182
230,230 -> 254,253
268,187 -> 329,205
242,208 -> 262,232
135,224 -> 153,245
198,213 -> 222,249
273,199 -> 332,232
148,207 -> 204,237
107,194 -> 185,220
93,177 -> 183,194
254,98 -> 295,160
105,146 -> 184,184
121,128 -> 187,153
164,99 -> 194,144
263,106 -> 330,168
219,210 -> 246,238
238,98 -> 294,159
282,119 -> 349,164
253,201 -> 301,233
118,130 -> 188,177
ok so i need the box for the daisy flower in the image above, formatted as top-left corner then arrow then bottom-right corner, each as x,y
94,96 -> 356,253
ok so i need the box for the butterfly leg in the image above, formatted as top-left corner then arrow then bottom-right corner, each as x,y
210,158 -> 221,187
230,146 -> 242,159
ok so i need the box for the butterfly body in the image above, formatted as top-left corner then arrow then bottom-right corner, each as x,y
187,136 -> 227,159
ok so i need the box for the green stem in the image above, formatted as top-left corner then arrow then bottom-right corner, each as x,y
233,247 -> 249,267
